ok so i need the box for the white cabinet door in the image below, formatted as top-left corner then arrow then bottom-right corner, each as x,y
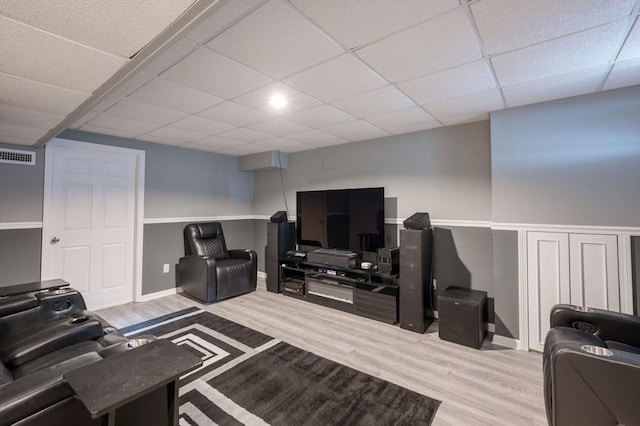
569,233 -> 619,311
527,232 -> 570,352
527,231 -> 621,352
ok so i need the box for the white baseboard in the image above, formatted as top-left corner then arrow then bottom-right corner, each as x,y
491,334 -> 520,350
137,287 -> 183,302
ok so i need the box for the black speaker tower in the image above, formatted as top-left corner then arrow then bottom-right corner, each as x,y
399,213 -> 434,333
266,220 -> 295,293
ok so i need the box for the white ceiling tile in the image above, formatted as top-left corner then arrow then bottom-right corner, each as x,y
197,101 -> 273,127
332,85 -> 415,118
472,0 -> 636,55
0,0 -> 196,57
0,122 -> 48,141
246,118 -> 310,136
355,9 -> 482,82
286,129 -> 347,145
142,38 -> 198,75
424,90 -> 503,125
91,71 -> 154,112
129,78 -> 223,114
365,107 -> 439,134
397,60 -> 496,106
291,0 -> 458,49
169,115 -> 235,135
0,16 -> 127,93
79,124 -> 141,139
207,0 -> 344,79
286,105 -> 356,128
0,135 -> 35,146
603,58 -> 640,90
232,82 -> 322,114
323,120 -> 390,141
0,73 -> 88,115
278,143 -> 315,153
0,103 -> 64,129
492,21 -> 630,86
284,54 -> 387,102
87,113 -> 159,135
136,135 -> 186,147
138,125 -> 208,144
186,0 -> 267,43
105,98 -> 187,124
255,137 -> 306,150
69,110 -> 99,129
217,128 -> 270,143
160,47 -> 272,99
181,142 -> 225,153
218,143 -> 266,155
190,135 -> 239,148
503,65 -> 608,108
617,20 -> 640,62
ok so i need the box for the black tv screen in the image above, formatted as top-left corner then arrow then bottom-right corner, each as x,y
296,187 -> 385,253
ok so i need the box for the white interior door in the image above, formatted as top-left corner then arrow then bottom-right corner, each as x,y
527,232 -> 570,352
42,140 -> 140,310
569,233 -> 620,311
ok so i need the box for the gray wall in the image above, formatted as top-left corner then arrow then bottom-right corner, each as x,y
252,121 -> 500,327
1,132 -> 257,292
252,121 -> 492,221
60,130 -> 254,218
491,85 -> 640,226
0,228 -> 41,286
0,144 -> 45,223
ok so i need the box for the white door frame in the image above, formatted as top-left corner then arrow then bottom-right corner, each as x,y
42,138 -> 146,303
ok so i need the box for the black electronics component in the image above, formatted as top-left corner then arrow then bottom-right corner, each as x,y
377,247 -> 399,275
399,228 -> 434,333
403,212 -> 431,230
270,211 -> 288,223
266,222 -> 295,293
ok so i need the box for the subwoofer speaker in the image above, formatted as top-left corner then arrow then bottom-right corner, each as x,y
266,221 -> 295,293
270,210 -> 288,223
403,212 -> 431,230
399,228 -> 434,333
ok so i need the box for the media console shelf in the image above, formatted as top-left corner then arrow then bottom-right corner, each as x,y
280,259 -> 399,324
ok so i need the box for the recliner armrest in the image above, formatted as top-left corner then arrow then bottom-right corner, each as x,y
550,304 -> 640,348
0,351 -> 103,426
544,326 -> 640,426
178,255 -> 218,303
228,249 -> 257,263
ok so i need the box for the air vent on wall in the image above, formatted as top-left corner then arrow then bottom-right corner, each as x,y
0,148 -> 36,165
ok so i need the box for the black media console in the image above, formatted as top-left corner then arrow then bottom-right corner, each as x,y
280,257 -> 399,324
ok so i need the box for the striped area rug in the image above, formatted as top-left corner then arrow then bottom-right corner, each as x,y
123,308 -> 440,425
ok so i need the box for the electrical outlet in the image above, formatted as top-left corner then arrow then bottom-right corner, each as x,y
163,264 -> 170,273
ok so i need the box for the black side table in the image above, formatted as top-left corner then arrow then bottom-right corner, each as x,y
65,339 -> 202,426
438,286 -> 488,349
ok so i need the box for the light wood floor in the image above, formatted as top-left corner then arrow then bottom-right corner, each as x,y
97,279 -> 546,426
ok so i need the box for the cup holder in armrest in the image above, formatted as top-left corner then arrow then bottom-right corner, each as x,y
127,337 -> 155,348
570,305 -> 593,312
48,288 -> 70,295
68,315 -> 90,324
581,345 -> 613,356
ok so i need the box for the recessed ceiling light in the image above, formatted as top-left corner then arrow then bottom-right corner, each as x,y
269,94 -> 287,108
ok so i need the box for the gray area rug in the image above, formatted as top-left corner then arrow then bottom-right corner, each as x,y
124,309 -> 440,425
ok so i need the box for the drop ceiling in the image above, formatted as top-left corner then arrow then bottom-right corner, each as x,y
1,0 -> 639,156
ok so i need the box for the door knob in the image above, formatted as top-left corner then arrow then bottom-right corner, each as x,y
50,237 -> 60,244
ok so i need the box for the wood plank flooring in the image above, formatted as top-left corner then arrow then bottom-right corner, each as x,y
96,279 -> 546,426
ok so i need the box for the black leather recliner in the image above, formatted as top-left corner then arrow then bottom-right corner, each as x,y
0,282 -> 199,426
177,222 -> 257,303
543,304 -> 640,426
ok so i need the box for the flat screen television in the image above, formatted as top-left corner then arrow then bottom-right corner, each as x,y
296,187 -> 385,253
